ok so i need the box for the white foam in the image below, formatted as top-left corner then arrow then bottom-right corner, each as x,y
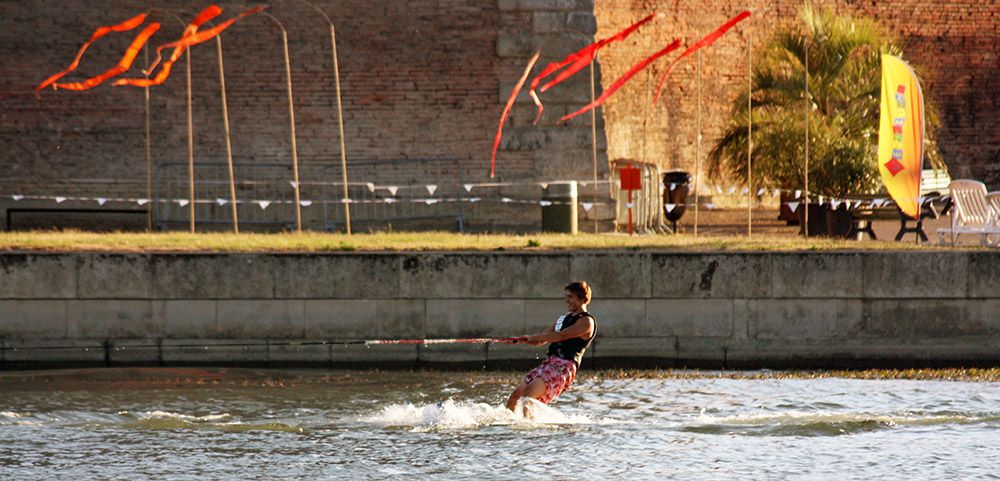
694,409 -> 997,427
136,410 -> 231,422
0,411 -> 24,418
363,398 -> 592,429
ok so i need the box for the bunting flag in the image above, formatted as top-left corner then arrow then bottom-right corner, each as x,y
36,12 -> 149,91
652,10 -> 751,104
52,22 -> 161,91
114,6 -> 265,88
560,39 -> 681,123
528,13 -> 655,124
490,50 -> 540,178
877,54 -> 925,219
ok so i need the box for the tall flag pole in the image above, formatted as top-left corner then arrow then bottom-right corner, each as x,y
747,24 -> 753,238
803,40 -> 810,238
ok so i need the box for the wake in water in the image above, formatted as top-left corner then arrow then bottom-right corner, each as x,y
687,409 -> 1000,436
363,398 -> 592,429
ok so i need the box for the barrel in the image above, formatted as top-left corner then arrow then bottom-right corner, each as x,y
541,181 -> 578,234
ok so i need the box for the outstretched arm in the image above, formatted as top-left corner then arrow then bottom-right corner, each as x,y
501,316 -> 593,346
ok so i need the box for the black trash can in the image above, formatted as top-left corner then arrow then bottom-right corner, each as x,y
662,171 -> 690,232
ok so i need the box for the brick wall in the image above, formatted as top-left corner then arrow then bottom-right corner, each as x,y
0,0 -> 605,230
595,0 -> 1000,189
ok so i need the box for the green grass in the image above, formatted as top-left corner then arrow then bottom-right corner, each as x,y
0,230 -> 975,253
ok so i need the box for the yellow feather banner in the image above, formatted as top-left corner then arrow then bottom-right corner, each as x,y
878,55 -> 925,219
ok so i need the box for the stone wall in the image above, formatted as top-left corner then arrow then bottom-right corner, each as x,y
1,251 -> 998,369
595,0 -> 1000,187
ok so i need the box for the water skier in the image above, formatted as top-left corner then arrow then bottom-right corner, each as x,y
501,281 -> 596,413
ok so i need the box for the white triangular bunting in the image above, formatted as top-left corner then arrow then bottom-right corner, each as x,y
300,200 -> 313,207
426,185 -> 437,195
289,181 -> 298,189
715,186 -> 724,194
772,189 -> 781,198
384,198 -> 396,204
136,198 -> 149,206
741,187 -> 749,195
256,200 -> 270,210
830,200 -> 842,210
463,184 -> 474,192
216,198 -> 228,206
728,186 -> 737,194
704,203 -> 716,209
178,199 -> 190,207
626,202 -> 634,208
665,203 -> 676,213
95,198 -> 107,206
469,197 -> 481,203
540,200 -> 552,207
424,199 -> 438,205
501,197 -> 512,203
787,201 -> 800,213
757,188 -> 766,196
387,186 -> 399,196
581,202 -> 593,212
366,183 -> 375,192
11,195 -> 24,201
55,197 -> 66,203
539,183 -> 548,190
794,190 -> 802,199
669,183 -> 677,191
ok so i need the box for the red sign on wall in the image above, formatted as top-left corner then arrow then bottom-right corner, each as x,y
620,166 -> 641,191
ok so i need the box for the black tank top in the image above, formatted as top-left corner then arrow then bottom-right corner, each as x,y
547,311 -> 596,366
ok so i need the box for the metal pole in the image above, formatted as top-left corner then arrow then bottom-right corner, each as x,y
284,31 -> 302,232
185,48 -> 195,233
694,50 -> 702,237
144,44 -> 152,232
803,41 -> 810,239
590,56 -> 599,234
331,24 -> 351,236
215,35 -> 239,233
747,28 -> 753,237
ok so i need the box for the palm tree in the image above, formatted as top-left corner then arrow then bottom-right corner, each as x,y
708,4 -> 942,198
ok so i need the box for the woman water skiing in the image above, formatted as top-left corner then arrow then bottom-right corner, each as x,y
501,281 -> 596,413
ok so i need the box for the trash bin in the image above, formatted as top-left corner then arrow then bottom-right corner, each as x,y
541,181 -> 578,234
662,171 -> 690,231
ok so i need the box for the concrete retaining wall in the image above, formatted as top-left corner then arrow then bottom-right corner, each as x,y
1,251 -> 998,369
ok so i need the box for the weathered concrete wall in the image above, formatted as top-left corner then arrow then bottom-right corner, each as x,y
1,251 -> 998,369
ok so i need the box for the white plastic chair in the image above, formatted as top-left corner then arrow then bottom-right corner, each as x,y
937,180 -> 1000,246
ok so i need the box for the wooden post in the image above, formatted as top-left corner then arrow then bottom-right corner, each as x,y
144,44 -> 152,232
694,51 -> 702,237
185,48 -> 195,233
747,27 -> 753,237
803,41 -> 810,238
590,57 -> 599,234
331,24 -> 352,235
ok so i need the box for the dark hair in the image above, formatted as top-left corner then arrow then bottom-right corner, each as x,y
564,281 -> 592,304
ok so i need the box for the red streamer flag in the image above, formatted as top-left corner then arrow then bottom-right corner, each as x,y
652,10 -> 751,104
36,12 -> 148,91
52,22 -> 161,91
560,39 -> 681,123
490,51 -> 541,178
527,13 -> 655,124
115,6 -> 265,88
145,5 -> 223,75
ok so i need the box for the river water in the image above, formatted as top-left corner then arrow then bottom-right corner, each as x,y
1,368 -> 997,480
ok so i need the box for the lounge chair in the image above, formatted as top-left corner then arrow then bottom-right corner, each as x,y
937,180 -> 1000,246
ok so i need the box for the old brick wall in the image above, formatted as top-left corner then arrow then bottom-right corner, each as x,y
0,0 -> 605,231
595,0 -> 1000,189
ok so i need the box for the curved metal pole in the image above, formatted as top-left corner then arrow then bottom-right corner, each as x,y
261,12 -> 303,232
204,18 -> 239,233
285,0 -> 351,235
148,8 -> 195,232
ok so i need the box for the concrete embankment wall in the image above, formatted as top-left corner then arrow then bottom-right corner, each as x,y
1,252 -> 998,369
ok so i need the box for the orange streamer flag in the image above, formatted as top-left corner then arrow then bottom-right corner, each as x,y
490,51 -> 541,178
652,10 -> 751,104
115,5 -> 265,88
144,5 -> 223,75
51,22 -> 161,91
877,54 -> 925,219
560,39 -> 681,123
36,12 -> 148,91
528,13 -> 655,124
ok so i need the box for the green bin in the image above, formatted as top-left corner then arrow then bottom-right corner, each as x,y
541,181 -> 578,234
